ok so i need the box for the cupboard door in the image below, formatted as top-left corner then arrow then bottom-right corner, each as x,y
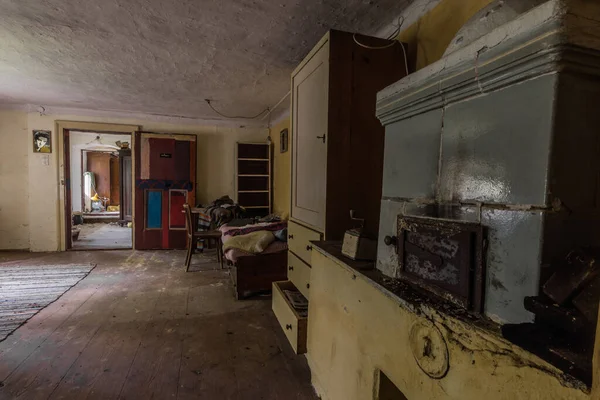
291,39 -> 329,231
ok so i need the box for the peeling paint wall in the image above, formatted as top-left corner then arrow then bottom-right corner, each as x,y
396,0 -> 496,70
307,250 -> 590,400
0,111 -> 29,250
1,109 -> 266,251
270,117 -> 291,218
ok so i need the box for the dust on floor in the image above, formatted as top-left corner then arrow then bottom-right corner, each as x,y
0,250 -> 316,399
73,223 -> 132,250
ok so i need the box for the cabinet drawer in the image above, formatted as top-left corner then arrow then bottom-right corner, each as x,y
288,220 -> 322,265
288,252 -> 311,300
272,281 -> 308,354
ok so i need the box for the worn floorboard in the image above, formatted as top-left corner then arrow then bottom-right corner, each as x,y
72,223 -> 132,250
0,250 -> 316,400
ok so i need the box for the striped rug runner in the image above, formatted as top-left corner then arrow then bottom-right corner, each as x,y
0,263 -> 96,342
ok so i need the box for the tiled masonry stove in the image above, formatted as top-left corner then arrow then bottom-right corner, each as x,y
375,0 -> 600,385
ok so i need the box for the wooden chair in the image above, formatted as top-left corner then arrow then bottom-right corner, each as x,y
183,204 -> 224,271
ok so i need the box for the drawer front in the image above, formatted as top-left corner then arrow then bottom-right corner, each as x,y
288,252 -> 311,300
272,281 -> 307,354
288,220 -> 322,265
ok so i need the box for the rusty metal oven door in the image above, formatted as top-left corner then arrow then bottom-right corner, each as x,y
396,216 -> 485,312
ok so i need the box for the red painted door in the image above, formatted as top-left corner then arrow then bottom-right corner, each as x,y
134,132 -> 196,250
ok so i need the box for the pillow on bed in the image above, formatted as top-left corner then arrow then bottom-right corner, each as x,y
222,231 -> 276,254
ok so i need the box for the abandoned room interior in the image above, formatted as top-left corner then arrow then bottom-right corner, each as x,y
2,0 -> 600,399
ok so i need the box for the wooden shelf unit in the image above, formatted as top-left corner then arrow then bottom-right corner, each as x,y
236,142 -> 272,217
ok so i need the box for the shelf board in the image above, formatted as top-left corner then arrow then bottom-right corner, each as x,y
243,206 -> 270,209
238,190 -> 269,193
238,158 -> 269,161
238,174 -> 269,177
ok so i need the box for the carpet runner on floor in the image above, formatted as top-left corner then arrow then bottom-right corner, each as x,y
0,263 -> 96,342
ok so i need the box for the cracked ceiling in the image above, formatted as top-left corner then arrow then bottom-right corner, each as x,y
0,0 -> 414,123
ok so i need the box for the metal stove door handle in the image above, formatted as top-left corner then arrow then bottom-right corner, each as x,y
384,236 -> 397,246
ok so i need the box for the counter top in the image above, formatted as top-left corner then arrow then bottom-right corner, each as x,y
311,240 -> 500,334
310,241 -> 375,271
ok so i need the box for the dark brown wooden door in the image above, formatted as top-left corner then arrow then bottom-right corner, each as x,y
134,132 -> 197,250
86,151 -> 112,200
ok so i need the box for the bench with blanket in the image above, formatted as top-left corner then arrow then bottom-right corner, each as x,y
219,221 -> 288,299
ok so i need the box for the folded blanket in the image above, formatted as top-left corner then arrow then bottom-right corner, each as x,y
222,231 -> 276,254
224,241 -> 288,263
221,221 -> 287,238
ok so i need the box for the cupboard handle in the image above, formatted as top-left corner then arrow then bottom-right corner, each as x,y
285,324 -> 293,330
288,266 -> 294,271
288,234 -> 294,239
306,283 -> 310,289
316,134 -> 326,143
306,245 -> 312,251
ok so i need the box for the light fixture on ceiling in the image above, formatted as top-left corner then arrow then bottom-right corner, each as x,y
86,135 -> 119,150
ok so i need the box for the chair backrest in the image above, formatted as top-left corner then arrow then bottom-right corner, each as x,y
183,204 -> 193,236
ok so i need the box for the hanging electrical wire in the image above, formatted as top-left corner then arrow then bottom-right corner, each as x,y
205,99 -> 270,120
351,15 -> 409,75
386,16 -> 405,40
352,15 -> 405,49
352,34 -> 397,49
266,102 -> 273,144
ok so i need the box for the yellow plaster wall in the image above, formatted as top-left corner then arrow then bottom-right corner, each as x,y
397,0 -> 495,71
0,110 -> 266,251
0,111 -> 30,250
307,249 -> 591,400
270,117 -> 291,218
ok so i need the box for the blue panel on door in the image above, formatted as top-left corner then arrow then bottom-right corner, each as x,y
147,191 -> 162,229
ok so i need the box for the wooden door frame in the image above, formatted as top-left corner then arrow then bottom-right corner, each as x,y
57,121 -> 140,251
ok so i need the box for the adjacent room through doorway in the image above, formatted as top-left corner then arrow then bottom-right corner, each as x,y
68,131 -> 133,250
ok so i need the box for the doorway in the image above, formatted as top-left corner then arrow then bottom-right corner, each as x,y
66,131 -> 133,250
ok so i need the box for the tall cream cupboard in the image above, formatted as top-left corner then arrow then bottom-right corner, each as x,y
272,30 -> 407,354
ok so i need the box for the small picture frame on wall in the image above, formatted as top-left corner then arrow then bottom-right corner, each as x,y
280,128 -> 288,153
33,130 -> 52,153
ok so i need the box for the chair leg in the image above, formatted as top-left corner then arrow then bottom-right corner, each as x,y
215,238 -> 221,265
219,238 -> 224,269
185,237 -> 193,272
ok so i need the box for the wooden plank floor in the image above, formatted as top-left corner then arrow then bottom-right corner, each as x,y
0,250 -> 316,400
